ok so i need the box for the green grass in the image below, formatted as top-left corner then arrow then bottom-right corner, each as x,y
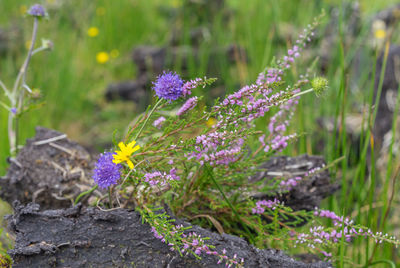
1,0 -> 400,266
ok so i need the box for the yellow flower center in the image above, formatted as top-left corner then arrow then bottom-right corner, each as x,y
88,27 -> 99,37
96,52 -> 109,64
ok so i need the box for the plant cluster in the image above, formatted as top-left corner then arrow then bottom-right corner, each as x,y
0,4 -> 52,157
83,13 -> 399,267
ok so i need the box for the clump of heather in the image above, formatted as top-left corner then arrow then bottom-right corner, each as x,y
83,12 -> 399,267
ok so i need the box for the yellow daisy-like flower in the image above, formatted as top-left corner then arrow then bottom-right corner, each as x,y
96,52 -> 109,64
112,140 -> 140,169
88,27 -> 99,37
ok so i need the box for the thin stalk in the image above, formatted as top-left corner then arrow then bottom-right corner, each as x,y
0,79 -> 11,99
8,17 -> 39,156
108,187 -> 113,208
134,98 -> 163,140
204,164 -> 255,243
74,185 -> 98,205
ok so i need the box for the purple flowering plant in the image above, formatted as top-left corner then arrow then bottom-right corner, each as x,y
83,12 -> 399,267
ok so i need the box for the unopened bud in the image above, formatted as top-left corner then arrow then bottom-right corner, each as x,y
30,88 -> 42,99
41,39 -> 54,50
311,77 -> 328,96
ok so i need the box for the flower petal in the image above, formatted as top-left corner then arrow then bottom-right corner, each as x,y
127,140 -> 137,149
127,159 -> 134,169
118,142 -> 126,151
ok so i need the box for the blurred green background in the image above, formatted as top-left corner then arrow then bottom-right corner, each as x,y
1,0 -> 400,265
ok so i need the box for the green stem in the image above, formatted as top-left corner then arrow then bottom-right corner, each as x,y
134,98 -> 164,140
204,164 -> 255,242
74,185 -> 98,205
108,187 -> 113,208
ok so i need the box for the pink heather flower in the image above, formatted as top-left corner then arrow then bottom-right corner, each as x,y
152,71 -> 183,101
144,168 -> 180,186
177,96 -> 198,116
182,78 -> 203,96
153,116 -> 166,129
252,199 -> 280,214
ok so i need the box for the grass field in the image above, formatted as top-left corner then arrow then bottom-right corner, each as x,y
1,0 -> 400,266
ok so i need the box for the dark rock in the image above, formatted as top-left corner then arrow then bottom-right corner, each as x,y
374,45 -> 400,142
373,4 -> 400,26
132,46 -> 167,76
105,80 -> 148,103
7,203 -> 331,268
250,155 -> 339,211
0,127 -> 98,209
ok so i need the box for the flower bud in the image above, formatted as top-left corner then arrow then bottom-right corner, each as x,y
311,77 -> 328,96
41,39 -> 54,50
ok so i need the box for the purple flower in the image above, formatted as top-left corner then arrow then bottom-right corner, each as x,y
153,116 -> 166,129
152,71 -> 183,101
28,4 -> 46,17
10,108 -> 17,115
177,97 -> 198,116
93,152 -> 121,188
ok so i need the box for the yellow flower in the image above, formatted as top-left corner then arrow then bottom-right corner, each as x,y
25,40 -> 32,50
96,52 -> 109,64
110,49 -> 119,58
19,5 -> 27,15
374,29 -> 386,39
88,27 -> 99,37
96,7 -> 106,16
113,140 -> 140,169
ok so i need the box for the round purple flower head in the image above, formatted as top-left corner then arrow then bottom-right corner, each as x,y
152,71 -> 183,101
28,4 -> 46,17
93,152 -> 121,189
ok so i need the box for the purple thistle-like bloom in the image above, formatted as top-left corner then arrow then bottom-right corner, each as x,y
28,4 -> 46,17
153,71 -> 183,101
93,152 -> 121,189
177,96 -> 198,116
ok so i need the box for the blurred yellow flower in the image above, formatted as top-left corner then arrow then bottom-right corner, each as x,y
374,29 -> 386,39
87,27 -> 99,37
171,0 -> 181,8
19,5 -> 27,15
96,52 -> 109,64
113,140 -> 140,169
25,40 -> 32,49
110,49 -> 120,58
206,117 -> 217,127
96,7 -> 106,16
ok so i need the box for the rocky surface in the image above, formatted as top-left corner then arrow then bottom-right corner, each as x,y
7,202 -> 331,268
0,127 -> 97,209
